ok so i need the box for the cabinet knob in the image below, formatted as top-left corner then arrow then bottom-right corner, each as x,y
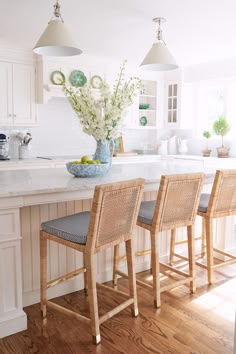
13,114 -> 16,117
9,114 -> 12,117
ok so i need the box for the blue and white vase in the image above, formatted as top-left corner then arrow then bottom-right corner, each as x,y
94,140 -> 113,165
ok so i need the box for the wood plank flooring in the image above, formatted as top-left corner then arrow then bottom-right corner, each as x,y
0,264 -> 235,354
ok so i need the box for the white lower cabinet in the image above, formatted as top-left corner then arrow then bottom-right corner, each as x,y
0,62 -> 37,127
0,208 -> 27,338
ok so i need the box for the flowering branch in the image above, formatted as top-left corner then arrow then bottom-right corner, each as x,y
63,61 -> 142,141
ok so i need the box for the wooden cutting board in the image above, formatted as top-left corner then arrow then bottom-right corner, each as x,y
113,152 -> 138,157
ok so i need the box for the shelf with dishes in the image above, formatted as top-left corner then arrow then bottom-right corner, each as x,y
138,79 -> 157,128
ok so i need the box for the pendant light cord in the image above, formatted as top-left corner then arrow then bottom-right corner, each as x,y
155,18 -> 167,45
48,0 -> 64,23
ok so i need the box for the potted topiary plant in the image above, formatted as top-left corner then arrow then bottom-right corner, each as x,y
213,116 -> 230,158
202,130 -> 211,157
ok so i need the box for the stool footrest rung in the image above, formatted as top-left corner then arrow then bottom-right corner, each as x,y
115,270 -> 128,279
160,277 -> 193,293
96,282 -> 130,299
136,249 -> 151,257
47,267 -> 85,289
115,269 -> 153,289
174,236 -> 202,245
136,278 -> 153,289
99,298 -> 134,325
46,300 -> 90,324
213,248 -> 236,260
160,262 -> 190,278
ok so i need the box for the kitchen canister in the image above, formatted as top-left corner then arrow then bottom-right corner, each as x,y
19,144 -> 31,159
168,135 -> 177,155
158,140 -> 168,155
178,138 -> 188,154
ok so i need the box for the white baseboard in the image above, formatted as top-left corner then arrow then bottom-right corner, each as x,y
0,311 -> 27,338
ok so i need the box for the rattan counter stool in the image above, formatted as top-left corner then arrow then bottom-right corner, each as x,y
170,170 -> 236,285
40,178 -> 145,344
113,173 -> 204,308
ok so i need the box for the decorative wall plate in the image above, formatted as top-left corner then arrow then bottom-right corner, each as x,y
70,70 -> 87,87
90,75 -> 103,89
50,71 -> 65,85
139,116 -> 148,126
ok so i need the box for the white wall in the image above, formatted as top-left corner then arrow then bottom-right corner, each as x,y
30,98 -> 158,157
2,52 -> 161,158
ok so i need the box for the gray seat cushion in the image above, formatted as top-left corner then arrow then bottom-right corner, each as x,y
138,200 -> 156,225
41,211 -> 90,244
198,193 -> 210,213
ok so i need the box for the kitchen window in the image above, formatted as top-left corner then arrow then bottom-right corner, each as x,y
192,80 -> 236,137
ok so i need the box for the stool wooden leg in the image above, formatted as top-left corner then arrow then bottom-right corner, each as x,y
126,239 -> 138,317
113,244 -> 119,289
150,232 -> 153,275
150,231 -> 160,308
83,255 -> 88,296
85,253 -> 100,345
187,225 -> 196,293
201,217 -> 206,258
169,228 -> 176,265
40,233 -> 47,319
205,218 -> 214,285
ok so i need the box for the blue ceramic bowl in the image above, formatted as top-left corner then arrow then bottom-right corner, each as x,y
66,161 -> 110,178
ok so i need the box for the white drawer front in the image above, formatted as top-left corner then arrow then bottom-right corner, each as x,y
0,209 -> 20,241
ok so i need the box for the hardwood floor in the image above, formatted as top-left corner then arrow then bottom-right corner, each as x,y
0,264 -> 235,354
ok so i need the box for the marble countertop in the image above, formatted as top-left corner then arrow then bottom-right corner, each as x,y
0,160 -> 214,198
1,154 -> 236,167
0,154 -> 161,165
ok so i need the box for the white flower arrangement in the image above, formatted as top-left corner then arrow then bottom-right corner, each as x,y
63,61 -> 142,141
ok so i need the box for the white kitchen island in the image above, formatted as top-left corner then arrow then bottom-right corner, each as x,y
0,160 -> 225,338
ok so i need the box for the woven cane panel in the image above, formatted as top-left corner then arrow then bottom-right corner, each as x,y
95,187 -> 139,247
214,176 -> 236,214
161,180 -> 199,229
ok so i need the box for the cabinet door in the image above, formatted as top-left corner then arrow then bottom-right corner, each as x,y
0,62 -> 13,125
12,64 -> 36,126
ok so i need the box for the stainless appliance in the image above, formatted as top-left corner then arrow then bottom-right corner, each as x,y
0,134 -> 10,160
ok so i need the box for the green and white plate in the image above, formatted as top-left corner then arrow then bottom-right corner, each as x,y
70,70 -> 87,87
139,116 -> 148,126
90,75 -> 103,89
50,70 -> 65,85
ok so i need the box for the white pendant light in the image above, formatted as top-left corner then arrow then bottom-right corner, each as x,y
33,0 -> 82,56
140,17 -> 178,71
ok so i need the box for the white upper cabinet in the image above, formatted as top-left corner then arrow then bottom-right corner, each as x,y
164,69 -> 183,128
0,62 -> 37,127
0,62 -> 12,125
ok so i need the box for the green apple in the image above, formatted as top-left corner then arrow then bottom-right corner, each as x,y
71,160 -> 81,164
81,155 -> 89,163
87,160 -> 96,164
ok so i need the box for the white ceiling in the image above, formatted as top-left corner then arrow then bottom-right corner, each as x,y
1,0 -> 236,67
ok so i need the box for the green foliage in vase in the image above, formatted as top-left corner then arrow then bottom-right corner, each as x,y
63,61 -> 142,141
213,116 -> 230,147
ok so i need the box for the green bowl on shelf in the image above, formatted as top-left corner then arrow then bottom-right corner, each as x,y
139,116 -> 148,126
139,103 -> 150,109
